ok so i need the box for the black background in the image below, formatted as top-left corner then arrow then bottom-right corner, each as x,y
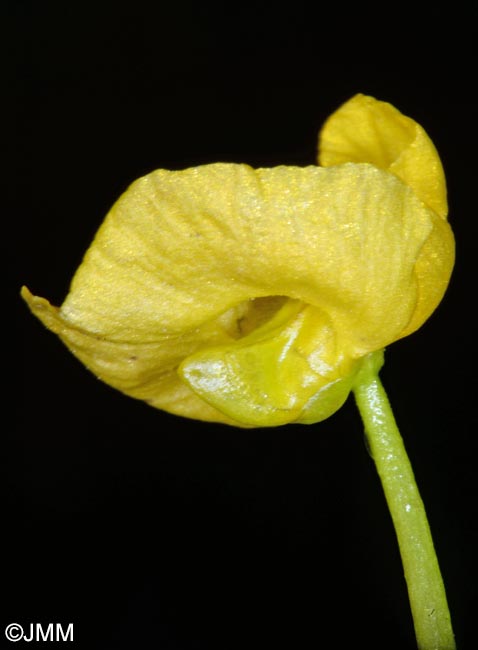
7,2 -> 478,648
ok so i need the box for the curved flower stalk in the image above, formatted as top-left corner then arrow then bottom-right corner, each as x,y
22,94 -> 453,428
23,95 -> 456,648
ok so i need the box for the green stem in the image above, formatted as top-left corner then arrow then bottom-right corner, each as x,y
352,350 -> 455,650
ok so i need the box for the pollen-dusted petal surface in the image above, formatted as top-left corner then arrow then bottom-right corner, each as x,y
318,94 -> 448,219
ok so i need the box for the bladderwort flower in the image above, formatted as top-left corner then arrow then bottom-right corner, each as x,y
22,94 -> 456,649
22,94 -> 453,427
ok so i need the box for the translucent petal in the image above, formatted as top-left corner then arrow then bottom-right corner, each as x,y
318,94 -> 448,219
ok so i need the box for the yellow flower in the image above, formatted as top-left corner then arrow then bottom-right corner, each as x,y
22,94 -> 454,427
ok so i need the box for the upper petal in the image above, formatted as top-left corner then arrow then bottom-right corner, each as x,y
318,94 -> 448,219
58,162 -> 442,354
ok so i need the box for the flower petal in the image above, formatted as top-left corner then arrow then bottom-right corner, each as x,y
21,286 -> 241,425
180,299 -> 361,427
318,94 -> 448,219
58,163 -> 441,351
23,160 -> 453,426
